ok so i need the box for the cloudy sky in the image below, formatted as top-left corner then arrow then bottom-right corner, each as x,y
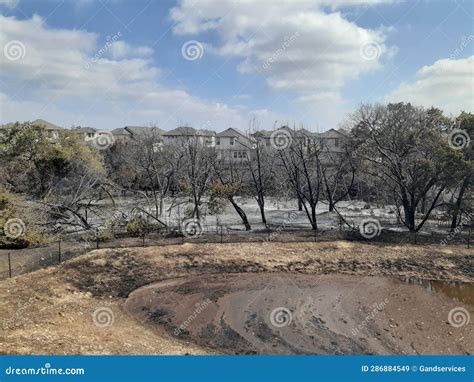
0,0 -> 472,132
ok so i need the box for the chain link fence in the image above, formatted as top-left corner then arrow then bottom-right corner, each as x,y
0,223 -> 471,280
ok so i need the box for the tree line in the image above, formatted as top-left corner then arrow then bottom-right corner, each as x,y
0,103 -> 472,247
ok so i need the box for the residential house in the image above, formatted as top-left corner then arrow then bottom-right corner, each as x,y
252,126 -> 315,152
314,128 -> 350,153
216,127 -> 254,161
31,119 -> 63,140
71,126 -> 97,141
110,127 -> 131,142
162,126 -> 216,147
0,119 -> 63,140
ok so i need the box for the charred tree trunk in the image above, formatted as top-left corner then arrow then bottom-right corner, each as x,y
257,195 -> 267,225
404,204 -> 416,232
310,203 -> 318,230
297,197 -> 303,211
229,196 -> 251,231
450,178 -> 468,232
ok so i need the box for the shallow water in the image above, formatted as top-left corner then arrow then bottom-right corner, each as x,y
404,276 -> 474,306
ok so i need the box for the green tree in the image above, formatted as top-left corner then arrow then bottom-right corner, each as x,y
351,103 -> 466,232
449,112 -> 473,231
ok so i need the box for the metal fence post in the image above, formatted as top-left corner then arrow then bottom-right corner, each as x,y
8,252 -> 12,278
468,225 -> 471,249
96,238 -> 99,249
220,225 -> 223,244
142,233 -> 146,247
58,240 -> 61,263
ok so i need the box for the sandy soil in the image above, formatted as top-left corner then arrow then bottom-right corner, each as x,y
0,240 -> 472,355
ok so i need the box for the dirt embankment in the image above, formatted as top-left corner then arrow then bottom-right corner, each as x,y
0,241 -> 472,355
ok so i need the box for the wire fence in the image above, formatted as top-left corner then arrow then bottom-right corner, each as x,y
0,223 -> 471,280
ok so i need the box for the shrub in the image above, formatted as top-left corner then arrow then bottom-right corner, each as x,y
126,217 -> 163,237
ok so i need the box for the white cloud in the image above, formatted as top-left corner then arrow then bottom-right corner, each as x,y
109,41 -> 153,59
170,0 -> 394,128
0,0 -> 18,9
0,15 -> 258,130
384,56 -> 474,115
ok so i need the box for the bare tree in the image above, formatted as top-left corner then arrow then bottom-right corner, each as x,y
41,163 -> 111,232
213,154 -> 252,230
123,127 -> 173,222
176,133 -> 217,220
278,137 -> 321,230
244,139 -> 276,226
319,145 -> 356,213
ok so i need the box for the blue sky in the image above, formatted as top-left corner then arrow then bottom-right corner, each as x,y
0,0 -> 472,131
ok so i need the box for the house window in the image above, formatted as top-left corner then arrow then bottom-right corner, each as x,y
87,133 -> 94,138
230,137 -> 234,145
233,152 -> 238,158
242,151 -> 247,158
216,137 -> 220,145
238,152 -> 243,158
334,138 -> 339,147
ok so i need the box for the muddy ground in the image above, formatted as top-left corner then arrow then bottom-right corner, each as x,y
125,273 -> 473,355
0,241 -> 472,355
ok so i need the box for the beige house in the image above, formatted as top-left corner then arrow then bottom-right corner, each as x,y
162,126 -> 216,147
216,127 -> 253,161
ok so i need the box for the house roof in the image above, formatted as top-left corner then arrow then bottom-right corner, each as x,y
318,128 -> 349,139
198,129 -> 216,136
111,127 -> 131,136
72,126 -> 97,133
162,126 -> 197,136
252,126 -> 314,138
336,128 -> 351,137
216,127 -> 247,138
31,119 -> 62,131
251,129 -> 273,138
124,126 -> 164,137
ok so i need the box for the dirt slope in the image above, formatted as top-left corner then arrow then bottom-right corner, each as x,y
1,241 -> 472,355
